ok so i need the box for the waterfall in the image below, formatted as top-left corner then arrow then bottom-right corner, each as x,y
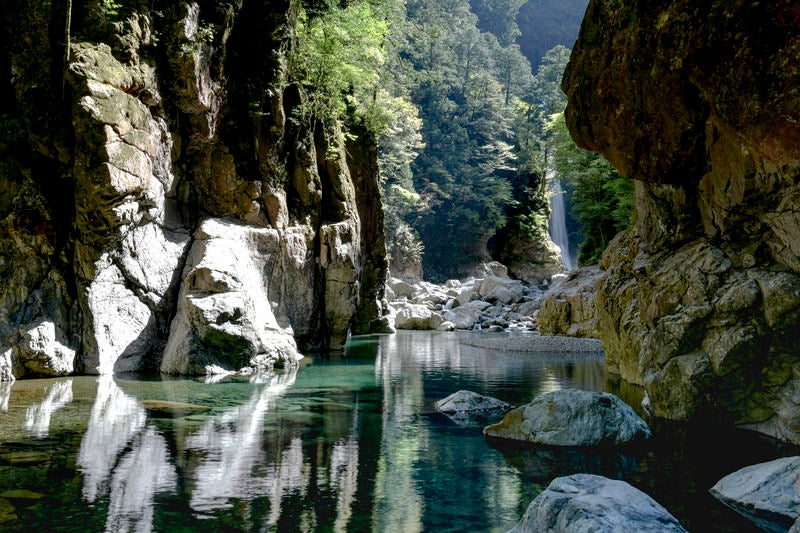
548,179 -> 575,271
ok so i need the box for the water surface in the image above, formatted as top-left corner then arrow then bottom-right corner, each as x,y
0,331 -> 792,531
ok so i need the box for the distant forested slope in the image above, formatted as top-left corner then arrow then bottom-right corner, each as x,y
516,0 -> 588,68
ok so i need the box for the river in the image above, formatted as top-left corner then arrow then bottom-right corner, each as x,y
0,331 -> 791,531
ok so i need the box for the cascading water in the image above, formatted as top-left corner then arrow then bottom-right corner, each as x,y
548,178 -> 576,271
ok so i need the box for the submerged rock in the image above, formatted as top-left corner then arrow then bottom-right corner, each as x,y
508,474 -> 687,533
141,400 -> 210,418
710,456 -> 800,532
484,389 -> 650,446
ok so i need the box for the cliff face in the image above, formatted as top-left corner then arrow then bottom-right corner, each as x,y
563,1 -> 800,442
0,0 -> 386,379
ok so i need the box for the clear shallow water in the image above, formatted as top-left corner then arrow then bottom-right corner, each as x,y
0,331 -> 795,532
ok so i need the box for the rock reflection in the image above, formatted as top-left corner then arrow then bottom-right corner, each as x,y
105,426 -> 177,533
0,380 -> 13,412
78,376 -> 147,502
185,368 -> 297,512
23,379 -> 73,438
77,376 -> 177,533
490,441 -> 643,481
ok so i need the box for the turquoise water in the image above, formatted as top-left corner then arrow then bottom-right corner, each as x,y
0,331 -> 792,531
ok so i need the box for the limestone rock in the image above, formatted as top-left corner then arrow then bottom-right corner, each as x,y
710,456 -> 800,532
394,304 -> 444,331
538,266 -> 603,338
563,1 -> 800,441
484,389 -> 650,446
0,3 -> 386,379
161,219 -> 303,375
509,474 -> 687,533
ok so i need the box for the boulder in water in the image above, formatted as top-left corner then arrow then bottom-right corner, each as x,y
484,389 -> 650,446
508,474 -> 687,532
710,456 -> 800,532
435,390 -> 512,414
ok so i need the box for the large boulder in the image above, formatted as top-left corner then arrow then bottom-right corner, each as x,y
484,389 -> 650,446
394,304 -> 445,330
710,456 -> 800,532
563,1 -> 800,441
537,266 -> 603,338
509,474 -> 687,533
161,219 -> 303,375
443,300 -> 492,330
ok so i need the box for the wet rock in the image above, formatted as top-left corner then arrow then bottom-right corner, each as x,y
508,474 -> 687,533
435,390 -> 511,414
710,456 -> 800,532
484,389 -> 649,446
0,451 -> 51,466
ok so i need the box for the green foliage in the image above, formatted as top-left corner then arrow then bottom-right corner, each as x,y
290,0 -> 390,134
394,0 -> 533,279
549,113 -> 634,264
469,0 -> 528,46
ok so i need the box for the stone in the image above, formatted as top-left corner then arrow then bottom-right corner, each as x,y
161,218 -> 303,375
710,456 -> 800,533
484,389 -> 650,446
508,474 -> 687,533
435,390 -> 512,414
478,276 -> 524,300
0,3 -> 385,380
394,304 -> 444,330
0,498 -> 17,525
453,290 -> 481,308
538,266 -> 603,338
0,489 -> 45,501
443,300 -> 493,330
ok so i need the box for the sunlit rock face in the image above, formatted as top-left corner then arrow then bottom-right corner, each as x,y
563,2 -> 800,441
0,2 -> 386,378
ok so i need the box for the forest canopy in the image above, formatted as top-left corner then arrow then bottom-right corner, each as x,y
289,0 -> 629,281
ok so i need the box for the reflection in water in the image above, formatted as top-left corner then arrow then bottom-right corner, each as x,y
77,376 -> 178,533
24,379 -> 73,438
185,368 -> 297,513
78,376 -> 147,502
0,332 -> 634,532
106,426 -> 177,533
373,335 -> 426,533
0,380 -> 12,412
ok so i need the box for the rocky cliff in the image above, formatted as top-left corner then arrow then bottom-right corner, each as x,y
563,1 -> 800,442
0,0 -> 386,380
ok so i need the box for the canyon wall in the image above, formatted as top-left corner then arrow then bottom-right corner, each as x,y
0,0 -> 386,379
562,1 -> 800,442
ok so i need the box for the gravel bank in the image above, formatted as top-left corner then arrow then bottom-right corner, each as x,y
460,333 -> 604,353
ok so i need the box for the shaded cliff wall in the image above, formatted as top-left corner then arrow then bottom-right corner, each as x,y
0,0 -> 386,379
563,1 -> 800,442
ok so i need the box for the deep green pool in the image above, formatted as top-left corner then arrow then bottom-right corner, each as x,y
0,331 -> 793,531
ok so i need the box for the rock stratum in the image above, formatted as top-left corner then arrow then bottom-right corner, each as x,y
0,1 -> 386,379
563,2 -> 800,442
